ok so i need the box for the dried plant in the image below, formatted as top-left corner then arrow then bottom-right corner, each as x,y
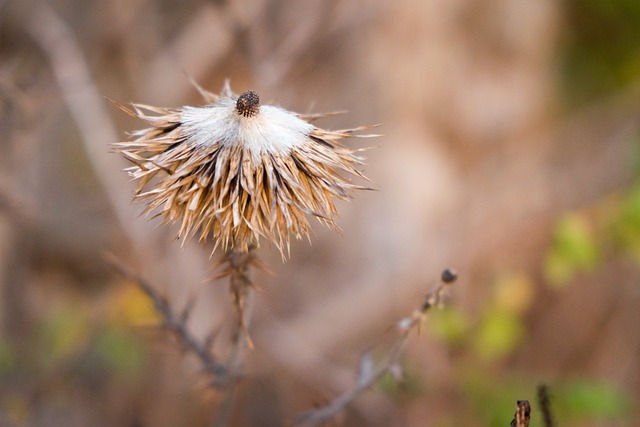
510,400 -> 531,427
107,255 -> 228,385
111,82 -> 378,426
295,269 -> 458,426
112,83 -> 375,255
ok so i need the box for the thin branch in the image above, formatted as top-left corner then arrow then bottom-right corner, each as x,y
295,269 -> 458,427
537,384 -> 554,427
106,254 -> 228,385
108,245 -> 259,427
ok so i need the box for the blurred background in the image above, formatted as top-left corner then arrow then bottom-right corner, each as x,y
1,0 -> 640,425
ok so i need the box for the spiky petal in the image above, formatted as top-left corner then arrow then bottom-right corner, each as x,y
113,85 -> 373,255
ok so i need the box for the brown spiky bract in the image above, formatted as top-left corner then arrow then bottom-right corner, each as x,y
113,84 -> 374,255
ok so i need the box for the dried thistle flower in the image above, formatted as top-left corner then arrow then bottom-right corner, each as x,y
113,83 -> 374,255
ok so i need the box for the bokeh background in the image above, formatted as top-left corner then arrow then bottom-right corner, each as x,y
1,0 -> 640,425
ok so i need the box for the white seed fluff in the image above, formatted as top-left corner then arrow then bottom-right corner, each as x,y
181,98 -> 314,162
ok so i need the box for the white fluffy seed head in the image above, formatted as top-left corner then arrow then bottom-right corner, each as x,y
181,96 -> 314,162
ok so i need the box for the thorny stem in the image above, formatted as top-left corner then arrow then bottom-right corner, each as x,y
224,245 -> 257,345
107,255 -> 228,384
108,249 -> 258,427
294,269 -> 458,427
212,245 -> 257,427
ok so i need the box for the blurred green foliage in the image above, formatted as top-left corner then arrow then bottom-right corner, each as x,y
0,292 -> 150,426
609,183 -> 640,261
37,303 -> 91,368
555,380 -> 632,422
472,308 -> 525,361
562,0 -> 640,105
33,299 -> 149,376
461,372 -> 533,426
2,294 -> 149,389
94,324 -> 147,378
429,273 -> 531,362
423,194 -> 640,425
428,306 -> 469,345
545,168 -> 640,287
0,339 -> 15,375
550,4 -> 640,417
544,213 -> 600,288
458,373 -> 630,426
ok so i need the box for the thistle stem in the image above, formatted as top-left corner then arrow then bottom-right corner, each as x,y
212,245 -> 257,427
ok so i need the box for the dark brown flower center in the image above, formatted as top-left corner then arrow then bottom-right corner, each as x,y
236,90 -> 260,117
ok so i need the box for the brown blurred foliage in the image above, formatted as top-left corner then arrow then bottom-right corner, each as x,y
1,0 -> 639,426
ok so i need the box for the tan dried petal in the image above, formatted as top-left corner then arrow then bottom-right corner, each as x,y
113,85 -> 374,255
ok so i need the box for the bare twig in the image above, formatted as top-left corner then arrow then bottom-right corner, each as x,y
510,400 -> 531,427
106,254 -> 228,385
537,384 -> 554,427
108,245 -> 259,427
295,269 -> 458,427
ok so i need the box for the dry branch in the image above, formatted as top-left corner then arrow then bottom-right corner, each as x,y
211,246 -> 258,427
538,384 -> 554,427
107,255 -> 228,385
25,4 -> 144,246
107,249 -> 260,426
294,269 -> 458,427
